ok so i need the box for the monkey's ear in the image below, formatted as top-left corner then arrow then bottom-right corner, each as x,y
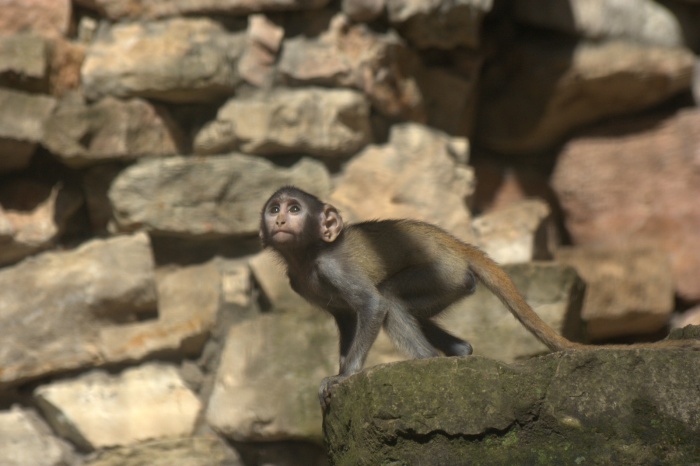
320,204 -> 343,243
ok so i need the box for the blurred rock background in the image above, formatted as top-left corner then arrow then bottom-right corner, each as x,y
0,0 -> 699,464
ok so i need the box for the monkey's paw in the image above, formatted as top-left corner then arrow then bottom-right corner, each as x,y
318,375 -> 347,411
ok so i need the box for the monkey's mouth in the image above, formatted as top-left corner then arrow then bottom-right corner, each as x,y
271,229 -> 295,240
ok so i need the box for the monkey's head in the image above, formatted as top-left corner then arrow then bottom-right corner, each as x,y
260,186 -> 344,252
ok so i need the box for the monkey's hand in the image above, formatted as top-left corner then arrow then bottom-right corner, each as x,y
318,375 -> 347,411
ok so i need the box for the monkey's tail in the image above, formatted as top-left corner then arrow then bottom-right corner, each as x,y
468,247 -> 700,352
466,247 -> 583,352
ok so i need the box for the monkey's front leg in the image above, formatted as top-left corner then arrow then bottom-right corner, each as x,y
319,295 -> 386,410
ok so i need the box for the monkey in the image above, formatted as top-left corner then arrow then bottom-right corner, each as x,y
259,186 -> 700,410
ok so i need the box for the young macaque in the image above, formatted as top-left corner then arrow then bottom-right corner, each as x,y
260,186 -> 699,409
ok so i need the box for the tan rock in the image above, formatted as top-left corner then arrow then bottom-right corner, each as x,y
0,182 -> 82,266
473,199 -> 555,264
386,0 -> 494,49
98,261 -> 221,360
0,0 -> 70,39
0,33 -> 49,92
556,246 -> 674,340
0,233 -> 157,388
43,93 -> 185,168
85,436 -> 243,466
0,88 -> 56,173
34,363 -> 201,450
238,14 -> 284,87
331,123 -> 475,240
277,16 -> 425,121
206,311 -> 336,442
194,87 -> 371,157
82,18 -> 245,103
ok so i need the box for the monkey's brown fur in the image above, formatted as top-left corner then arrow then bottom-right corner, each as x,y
260,186 -> 699,409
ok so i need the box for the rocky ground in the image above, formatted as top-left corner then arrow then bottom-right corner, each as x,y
1,0 -> 699,465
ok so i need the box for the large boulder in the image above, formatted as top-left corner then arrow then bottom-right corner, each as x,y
325,345 -> 700,465
552,108 -> 700,301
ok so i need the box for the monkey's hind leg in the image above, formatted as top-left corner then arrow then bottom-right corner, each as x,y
420,319 -> 473,356
382,301 -> 441,359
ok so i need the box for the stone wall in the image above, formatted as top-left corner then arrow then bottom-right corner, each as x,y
0,0 -> 699,464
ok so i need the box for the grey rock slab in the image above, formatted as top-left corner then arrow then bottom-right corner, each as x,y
325,348 -> 700,464
109,154 -> 331,237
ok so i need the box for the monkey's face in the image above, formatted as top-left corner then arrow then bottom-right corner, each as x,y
262,195 -> 311,249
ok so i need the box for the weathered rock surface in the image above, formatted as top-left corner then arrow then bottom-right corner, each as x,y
0,182 -> 82,266
552,108 -> 700,300
556,246 -> 674,340
75,0 -> 330,20
34,363 -> 201,450
0,406 -> 74,466
386,0 -> 494,49
473,199 -> 555,264
0,0 -> 71,39
194,87 -> 371,157
98,261 -> 221,361
514,0 -> 686,47
109,154 -> 331,237
206,311 -> 336,442
0,33 -> 49,92
331,123 -> 475,240
0,233 -> 157,388
238,14 -> 284,88
84,436 -> 244,466
478,38 -> 694,154
277,15 -> 425,121
43,93 -> 185,168
325,347 -> 700,465
82,18 -> 245,103
0,88 -> 56,173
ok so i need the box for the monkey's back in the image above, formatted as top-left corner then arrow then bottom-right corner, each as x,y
341,219 -> 474,284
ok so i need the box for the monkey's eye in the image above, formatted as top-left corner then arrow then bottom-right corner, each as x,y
269,205 -> 280,214
289,205 -> 301,213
